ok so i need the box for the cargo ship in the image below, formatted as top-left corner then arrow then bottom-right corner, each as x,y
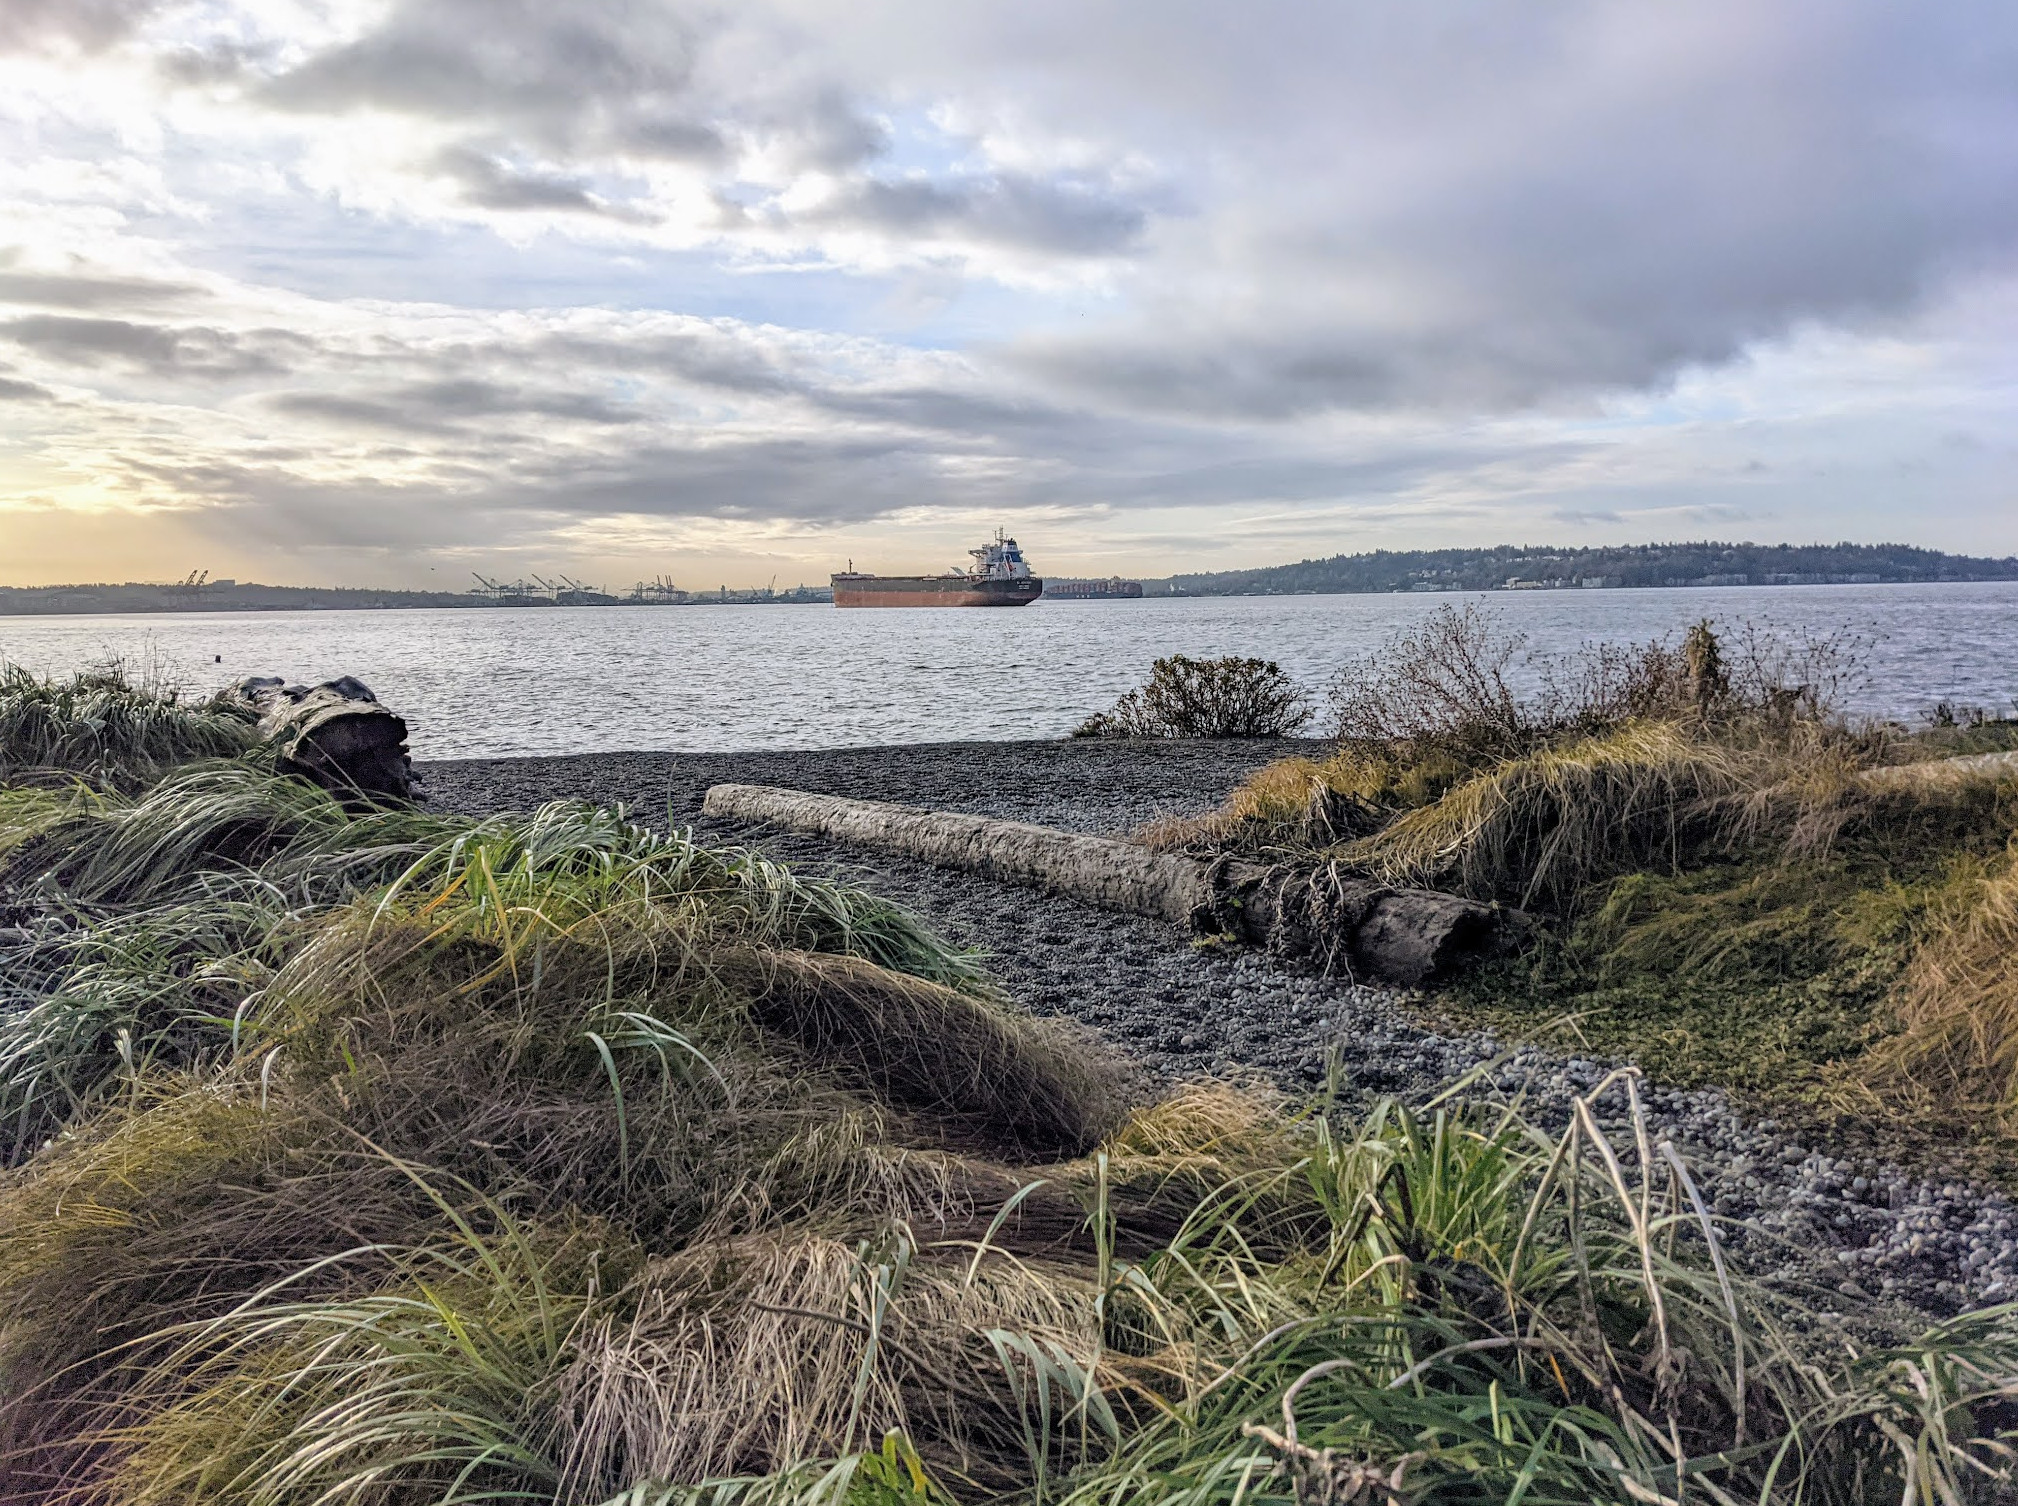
832,531 -> 1043,607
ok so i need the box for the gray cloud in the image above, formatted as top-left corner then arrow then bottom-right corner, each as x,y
0,0 -> 166,53
156,39 -> 274,86
8,0 -> 2018,575
535,326 -> 1107,436
813,173 -> 1145,256
431,145 -> 652,221
614,115 -> 727,164
266,0 -> 710,157
263,2 -> 2018,415
255,0 -> 1158,266
0,376 -> 55,401
269,379 -> 641,432
772,89 -> 890,173
0,269 -> 203,311
265,0 -> 880,172
0,316 -> 310,378
539,329 -> 802,396
982,2 -> 2018,416
272,3 -> 689,120
113,432 -> 968,542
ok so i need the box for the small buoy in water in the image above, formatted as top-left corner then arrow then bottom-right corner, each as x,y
215,654 -> 222,662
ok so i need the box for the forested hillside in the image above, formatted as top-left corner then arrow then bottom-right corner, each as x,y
1156,541 -> 2018,595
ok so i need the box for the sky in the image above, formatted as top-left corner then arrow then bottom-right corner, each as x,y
1,0 -> 2015,589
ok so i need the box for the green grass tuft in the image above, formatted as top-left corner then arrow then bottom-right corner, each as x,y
0,663 -> 259,790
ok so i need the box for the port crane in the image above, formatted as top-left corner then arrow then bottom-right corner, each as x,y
469,573 -> 536,600
626,575 -> 687,604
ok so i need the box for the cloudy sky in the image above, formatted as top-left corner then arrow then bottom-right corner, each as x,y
2,0 -> 2014,588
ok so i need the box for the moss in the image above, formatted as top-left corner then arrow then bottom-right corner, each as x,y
1434,835 -> 2001,1125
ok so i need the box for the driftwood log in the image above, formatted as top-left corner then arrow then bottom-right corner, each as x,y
1857,749 -> 2018,793
231,675 -> 416,805
700,783 -> 1525,986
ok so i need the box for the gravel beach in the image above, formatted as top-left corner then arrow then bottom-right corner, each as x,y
423,739 -> 2018,1316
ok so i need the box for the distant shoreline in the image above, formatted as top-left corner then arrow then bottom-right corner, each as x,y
7,539 -> 2015,617
7,566 -> 2018,618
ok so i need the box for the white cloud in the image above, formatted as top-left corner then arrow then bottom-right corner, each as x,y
0,0 -> 2014,585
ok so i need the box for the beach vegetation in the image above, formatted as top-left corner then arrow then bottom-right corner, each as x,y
1158,608 -> 2018,1153
1074,656 -> 1310,740
0,662 -> 260,790
2,691 -> 2013,1500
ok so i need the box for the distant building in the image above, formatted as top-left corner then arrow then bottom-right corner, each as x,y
1049,577 -> 1144,600
1579,575 -> 1622,589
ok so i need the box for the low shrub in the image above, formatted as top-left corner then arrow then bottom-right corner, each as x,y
1075,655 -> 1310,739
1327,603 -> 1539,760
1327,604 -> 1869,761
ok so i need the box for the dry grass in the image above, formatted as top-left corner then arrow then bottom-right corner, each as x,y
1151,616 -> 2018,1159
558,1232 -> 1106,1495
1137,747 -> 1449,856
0,761 -> 1146,1500
735,950 -> 1128,1159
1341,720 -> 1760,906
1858,841 -> 2018,1131
7,1058 -> 2016,1503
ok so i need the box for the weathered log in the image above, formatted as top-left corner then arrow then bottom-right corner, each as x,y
702,782 -> 1214,921
1856,749 -> 2018,793
231,675 -> 416,805
701,783 -> 1524,986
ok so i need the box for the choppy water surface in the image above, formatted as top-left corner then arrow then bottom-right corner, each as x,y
3,583 -> 2015,759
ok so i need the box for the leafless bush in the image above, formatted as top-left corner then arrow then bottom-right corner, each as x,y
1328,605 -> 1868,760
1327,604 -> 1537,759
1075,654 -> 1311,739
1721,619 -> 1869,720
1541,637 -> 1682,728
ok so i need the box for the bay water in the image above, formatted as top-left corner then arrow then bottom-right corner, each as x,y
3,582 -> 2014,759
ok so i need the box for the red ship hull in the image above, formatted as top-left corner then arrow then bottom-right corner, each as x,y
831,575 -> 1043,607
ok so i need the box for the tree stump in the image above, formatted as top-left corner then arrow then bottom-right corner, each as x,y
232,675 -> 416,805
